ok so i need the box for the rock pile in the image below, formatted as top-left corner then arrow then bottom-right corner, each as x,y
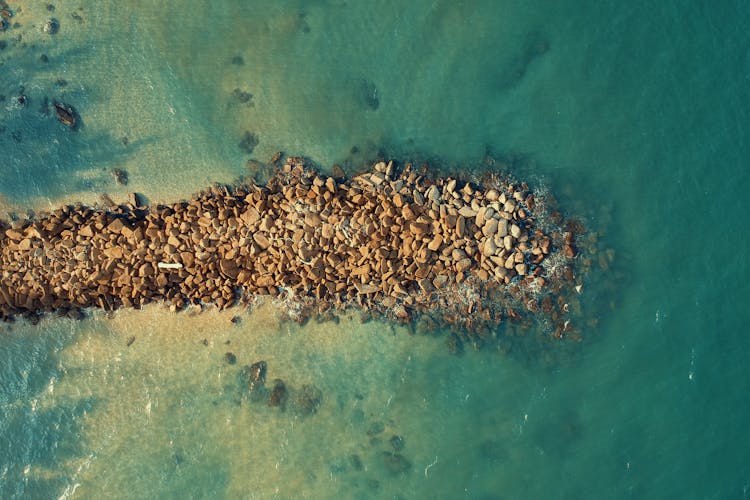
0,158 -> 582,337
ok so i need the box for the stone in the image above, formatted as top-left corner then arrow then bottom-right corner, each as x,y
243,360 -> 267,391
458,206 -> 477,217
433,274 -> 448,289
483,218 -> 498,237
129,192 -> 145,207
456,258 -> 472,273
367,421 -> 385,436
456,216 -> 466,238
515,263 -> 527,275
496,218 -> 508,237
382,452 -> 411,475
253,232 -> 271,249
53,102 -> 76,128
483,238 -> 497,257
409,221 -> 429,235
292,384 -> 322,416
485,189 -> 500,201
225,352 -> 237,364
389,435 -> 405,452
510,224 -> 521,238
267,379 -> 288,407
427,234 -> 442,251
475,206 -> 487,227
43,18 -> 59,34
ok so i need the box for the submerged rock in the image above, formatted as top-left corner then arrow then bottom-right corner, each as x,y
53,102 -> 77,128
238,131 -> 259,154
267,379 -> 288,407
389,435 -> 405,452
112,168 -> 128,185
366,421 -> 385,436
242,360 -> 266,390
292,384 -> 322,416
43,18 -> 59,34
360,79 -> 379,110
382,452 -> 411,475
224,352 -> 237,365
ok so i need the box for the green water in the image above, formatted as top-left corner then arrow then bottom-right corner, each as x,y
1,1 -> 749,498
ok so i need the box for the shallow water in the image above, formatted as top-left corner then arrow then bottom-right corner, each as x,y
1,1 -> 749,498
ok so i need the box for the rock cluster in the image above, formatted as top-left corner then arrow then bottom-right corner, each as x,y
0,158 -> 581,335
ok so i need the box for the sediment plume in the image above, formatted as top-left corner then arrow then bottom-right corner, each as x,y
0,158 -> 584,339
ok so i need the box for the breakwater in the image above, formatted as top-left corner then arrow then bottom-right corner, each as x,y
0,158 -> 583,339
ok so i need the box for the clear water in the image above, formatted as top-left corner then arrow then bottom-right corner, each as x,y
1,1 -> 749,498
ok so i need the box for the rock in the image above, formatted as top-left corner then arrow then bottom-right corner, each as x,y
458,206 -> 477,217
475,206 -> 487,227
427,234 -> 443,251
225,352 -> 237,364
292,384 -> 322,416
409,221 -> 430,235
253,232 -> 271,249
496,218 -> 508,238
129,192 -> 145,207
382,452 -> 411,475
367,421 -> 385,436
510,224 -> 521,238
43,18 -> 59,34
482,238 -> 497,257
243,360 -> 267,391
451,248 -> 467,261
389,435 -> 405,452
456,216 -> 466,238
53,102 -> 76,128
238,131 -> 259,154
485,189 -> 500,201
432,274 -> 448,289
483,218 -> 498,237
456,258 -> 472,273
267,379 -> 288,407
112,168 -> 129,185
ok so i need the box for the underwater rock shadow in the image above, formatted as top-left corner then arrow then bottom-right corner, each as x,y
0,113 -> 157,204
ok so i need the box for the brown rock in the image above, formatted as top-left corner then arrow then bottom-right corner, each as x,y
220,259 -> 239,278
427,234 -> 443,251
409,221 -> 430,235
355,282 -> 380,294
103,247 -> 123,259
108,218 -> 125,233
458,206 -> 477,218
305,212 -> 322,227
5,229 -> 24,241
483,218 -> 498,237
496,218 -> 508,238
241,207 -> 260,226
510,224 -> 521,239
433,274 -> 448,289
253,232 -> 271,249
456,258 -> 472,273
456,216 -> 466,238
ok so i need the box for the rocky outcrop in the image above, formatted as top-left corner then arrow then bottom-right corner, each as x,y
0,158 -> 583,337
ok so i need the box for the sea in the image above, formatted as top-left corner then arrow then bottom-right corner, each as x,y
1,1 -> 749,498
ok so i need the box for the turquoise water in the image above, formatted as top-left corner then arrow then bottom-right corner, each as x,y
1,1 -> 749,498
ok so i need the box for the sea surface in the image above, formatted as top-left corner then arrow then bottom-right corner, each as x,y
1,1 -> 749,498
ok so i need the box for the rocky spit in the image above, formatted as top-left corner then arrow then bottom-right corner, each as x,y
0,158 -> 584,342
